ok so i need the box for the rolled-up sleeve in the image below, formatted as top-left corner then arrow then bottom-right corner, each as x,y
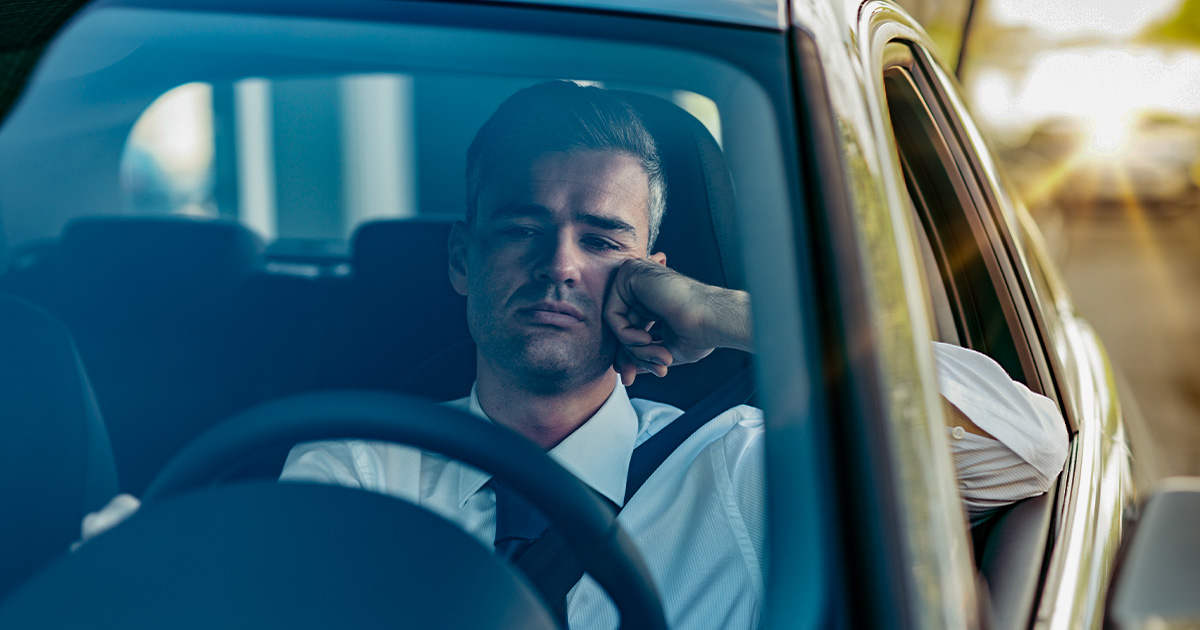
932,342 -> 1070,526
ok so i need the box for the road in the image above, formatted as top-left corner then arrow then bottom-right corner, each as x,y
1049,205 -> 1200,488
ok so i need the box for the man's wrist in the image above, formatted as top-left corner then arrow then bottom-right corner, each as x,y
704,287 -> 753,353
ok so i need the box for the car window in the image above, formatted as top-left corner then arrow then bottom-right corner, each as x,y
882,43 -> 1049,394
1,9 -> 783,438
882,39 -> 1076,630
119,77 -> 724,262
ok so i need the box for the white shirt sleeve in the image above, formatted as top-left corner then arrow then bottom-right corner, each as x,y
279,440 -> 367,488
932,342 -> 1070,526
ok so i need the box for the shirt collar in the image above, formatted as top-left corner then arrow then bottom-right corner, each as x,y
455,376 -> 639,509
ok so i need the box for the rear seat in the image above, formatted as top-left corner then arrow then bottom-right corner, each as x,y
232,264 -> 344,402
311,218 -> 468,392
215,218 -> 468,481
225,218 -> 469,405
1,215 -> 471,490
5,216 -> 265,495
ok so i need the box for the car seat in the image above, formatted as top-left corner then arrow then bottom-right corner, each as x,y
54,216 -> 264,494
0,294 -> 119,597
317,218 -> 468,392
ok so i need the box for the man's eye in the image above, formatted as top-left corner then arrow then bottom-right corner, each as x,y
502,226 -> 538,239
583,236 -> 620,251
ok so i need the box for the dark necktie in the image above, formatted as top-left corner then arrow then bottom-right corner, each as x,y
490,478 -> 551,562
491,478 -> 576,626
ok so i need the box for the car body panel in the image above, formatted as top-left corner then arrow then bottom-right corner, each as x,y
1036,317 -> 1133,630
1006,179 -> 1135,630
789,1 -> 981,627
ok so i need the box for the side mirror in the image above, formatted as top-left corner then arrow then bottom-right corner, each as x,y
1106,478 -> 1200,629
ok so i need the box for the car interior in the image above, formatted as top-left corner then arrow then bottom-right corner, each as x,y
0,78 -> 753,626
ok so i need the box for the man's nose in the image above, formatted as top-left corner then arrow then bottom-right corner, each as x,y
535,236 -> 583,286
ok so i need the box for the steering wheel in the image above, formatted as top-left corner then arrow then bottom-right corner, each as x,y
143,389 -> 668,630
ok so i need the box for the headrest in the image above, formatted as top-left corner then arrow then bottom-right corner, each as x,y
59,216 -> 262,327
351,218 -> 468,336
0,295 -> 118,595
353,219 -> 459,299
615,91 -> 741,290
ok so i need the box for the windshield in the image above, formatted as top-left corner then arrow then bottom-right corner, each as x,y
0,3 -> 807,628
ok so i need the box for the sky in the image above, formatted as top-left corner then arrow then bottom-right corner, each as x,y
969,0 -> 1200,150
985,0 -> 1181,39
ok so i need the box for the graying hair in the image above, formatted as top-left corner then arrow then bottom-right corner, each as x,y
465,81 -> 666,249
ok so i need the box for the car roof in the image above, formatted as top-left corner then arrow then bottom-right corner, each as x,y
88,0 -> 792,31
478,0 -> 786,30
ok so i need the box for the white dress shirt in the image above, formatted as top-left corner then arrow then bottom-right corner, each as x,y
279,343 -> 1068,629
932,342 -> 1070,525
281,379 -> 766,630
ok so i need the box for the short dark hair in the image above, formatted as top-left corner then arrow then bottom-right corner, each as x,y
465,81 -> 666,248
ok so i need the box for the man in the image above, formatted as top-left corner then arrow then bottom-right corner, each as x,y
278,81 -> 1068,628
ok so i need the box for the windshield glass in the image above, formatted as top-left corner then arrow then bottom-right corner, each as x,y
116,75 -> 723,259
0,4 -> 804,627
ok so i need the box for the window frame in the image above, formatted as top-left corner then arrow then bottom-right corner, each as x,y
881,42 -> 1057,401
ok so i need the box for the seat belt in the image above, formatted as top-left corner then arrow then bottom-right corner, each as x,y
514,367 -> 757,624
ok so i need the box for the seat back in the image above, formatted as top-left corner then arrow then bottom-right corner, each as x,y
55,216 -> 264,494
0,295 -> 118,597
616,91 -> 751,407
58,216 -> 262,331
313,219 -> 468,392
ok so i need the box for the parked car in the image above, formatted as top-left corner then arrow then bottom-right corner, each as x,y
0,0 -> 1187,628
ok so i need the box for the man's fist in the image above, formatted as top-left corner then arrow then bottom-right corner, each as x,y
604,258 -> 752,386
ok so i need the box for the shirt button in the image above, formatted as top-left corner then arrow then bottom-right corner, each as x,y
951,426 -> 965,440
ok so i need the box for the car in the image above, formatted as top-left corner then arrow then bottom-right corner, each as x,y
0,0 -> 1190,628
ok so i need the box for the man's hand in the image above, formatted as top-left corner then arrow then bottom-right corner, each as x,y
71,493 -> 140,552
605,258 -> 752,386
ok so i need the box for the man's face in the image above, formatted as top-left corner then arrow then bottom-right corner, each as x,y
449,150 -> 663,392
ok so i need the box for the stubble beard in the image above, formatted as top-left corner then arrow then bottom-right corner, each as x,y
470,308 -> 616,396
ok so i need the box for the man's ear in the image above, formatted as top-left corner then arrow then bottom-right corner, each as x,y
649,251 -> 667,266
448,221 -> 470,296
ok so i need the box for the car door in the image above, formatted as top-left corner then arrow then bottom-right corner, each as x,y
873,25 -> 1134,630
789,6 -> 983,628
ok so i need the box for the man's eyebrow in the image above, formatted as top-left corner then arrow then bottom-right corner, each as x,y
484,204 -> 553,222
576,212 -> 638,237
483,205 -> 639,238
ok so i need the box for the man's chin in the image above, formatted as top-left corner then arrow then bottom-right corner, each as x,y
509,347 -> 612,391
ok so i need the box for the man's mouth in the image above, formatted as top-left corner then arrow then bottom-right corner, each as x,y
518,301 -> 586,327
